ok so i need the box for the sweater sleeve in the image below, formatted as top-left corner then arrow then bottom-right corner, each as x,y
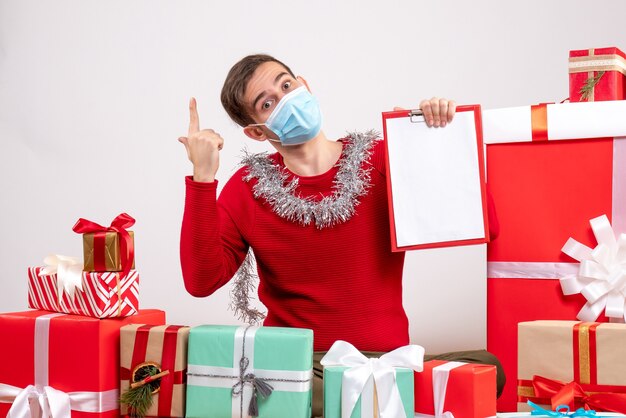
180,175 -> 250,297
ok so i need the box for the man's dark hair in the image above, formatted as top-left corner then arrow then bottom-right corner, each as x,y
221,54 -> 296,127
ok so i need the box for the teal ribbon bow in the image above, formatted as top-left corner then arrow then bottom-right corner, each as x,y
529,401 -> 598,417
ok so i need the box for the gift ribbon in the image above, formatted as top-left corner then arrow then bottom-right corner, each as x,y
572,322 -> 599,385
414,361 -> 466,418
574,48 -> 600,102
613,138 -> 626,236
159,325 -> 183,416
72,213 -> 135,280
560,215 -> 626,322
531,104 -> 548,142
120,324 -> 187,416
320,340 -> 424,418
0,313 -> 119,418
569,52 -> 626,76
528,400 -> 599,417
487,138 -> 626,319
517,321 -> 626,411
526,376 -> 626,414
487,262 -> 579,280
187,326 -> 313,418
38,255 -> 84,300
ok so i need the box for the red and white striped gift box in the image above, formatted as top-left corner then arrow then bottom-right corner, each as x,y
27,266 -> 139,318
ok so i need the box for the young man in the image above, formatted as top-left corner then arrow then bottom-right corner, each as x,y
179,54 -> 503,416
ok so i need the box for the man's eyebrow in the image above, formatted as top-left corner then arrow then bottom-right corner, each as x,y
252,72 -> 290,110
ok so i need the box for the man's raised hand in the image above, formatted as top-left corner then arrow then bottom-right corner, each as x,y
178,97 -> 224,183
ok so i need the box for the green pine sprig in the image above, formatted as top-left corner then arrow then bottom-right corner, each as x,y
120,365 -> 160,418
579,71 -> 605,101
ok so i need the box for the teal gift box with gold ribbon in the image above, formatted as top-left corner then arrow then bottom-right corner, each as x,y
186,325 -> 313,418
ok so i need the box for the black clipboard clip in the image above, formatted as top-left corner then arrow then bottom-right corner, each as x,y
409,109 -> 425,123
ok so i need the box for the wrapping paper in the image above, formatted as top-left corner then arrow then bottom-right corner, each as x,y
483,100 -> 626,411
82,230 -> 136,272
321,340 -> 423,418
414,360 -> 497,418
497,412 -> 625,417
569,47 -> 626,102
73,213 -> 136,273
0,309 -> 166,418
186,325 -> 313,418
120,324 -> 190,417
483,101 -> 626,144
324,366 -> 413,418
28,266 -> 139,318
517,321 -> 626,413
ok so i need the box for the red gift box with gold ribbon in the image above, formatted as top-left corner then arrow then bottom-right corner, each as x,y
0,309 -> 166,418
483,100 -> 626,411
517,321 -> 626,414
120,324 -> 190,417
569,47 -> 626,102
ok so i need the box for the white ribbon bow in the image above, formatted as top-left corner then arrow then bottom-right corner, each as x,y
320,340 -> 424,418
0,312 -> 119,418
38,255 -> 84,299
0,383 -> 119,418
561,214 -> 626,322
2,384 -> 71,418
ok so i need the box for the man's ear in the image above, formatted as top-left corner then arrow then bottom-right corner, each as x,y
243,125 -> 268,142
297,76 -> 311,93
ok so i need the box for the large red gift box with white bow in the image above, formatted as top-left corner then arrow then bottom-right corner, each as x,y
483,100 -> 626,411
0,309 -> 165,418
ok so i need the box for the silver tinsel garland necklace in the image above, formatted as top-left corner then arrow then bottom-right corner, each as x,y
230,130 -> 380,324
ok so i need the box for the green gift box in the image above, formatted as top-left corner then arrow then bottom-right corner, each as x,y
186,325 -> 313,418
323,366 -> 414,418
321,341 -> 422,418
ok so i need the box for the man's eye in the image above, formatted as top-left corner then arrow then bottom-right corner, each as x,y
262,100 -> 273,110
283,81 -> 291,90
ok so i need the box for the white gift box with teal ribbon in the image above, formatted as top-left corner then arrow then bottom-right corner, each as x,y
186,325 -> 313,418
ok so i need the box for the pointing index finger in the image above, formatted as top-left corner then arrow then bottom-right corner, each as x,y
189,97 -> 200,135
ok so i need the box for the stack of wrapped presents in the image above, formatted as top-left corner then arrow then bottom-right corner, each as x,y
1,46 -> 626,418
485,46 -> 626,414
0,213 -> 169,418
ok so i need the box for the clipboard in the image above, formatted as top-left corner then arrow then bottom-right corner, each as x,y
382,105 -> 489,251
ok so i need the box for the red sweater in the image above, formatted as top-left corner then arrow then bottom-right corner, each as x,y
181,139 -> 410,351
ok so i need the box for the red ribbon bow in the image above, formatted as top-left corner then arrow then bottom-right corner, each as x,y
532,375 -> 626,414
72,213 -> 135,282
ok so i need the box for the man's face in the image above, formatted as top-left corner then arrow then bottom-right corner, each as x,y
244,61 -> 304,125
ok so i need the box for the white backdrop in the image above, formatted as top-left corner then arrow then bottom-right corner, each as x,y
1,0 -> 625,353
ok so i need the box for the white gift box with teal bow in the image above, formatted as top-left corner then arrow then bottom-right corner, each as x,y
186,325 -> 313,418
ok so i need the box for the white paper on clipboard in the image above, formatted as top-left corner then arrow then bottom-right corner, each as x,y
385,108 -> 487,249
